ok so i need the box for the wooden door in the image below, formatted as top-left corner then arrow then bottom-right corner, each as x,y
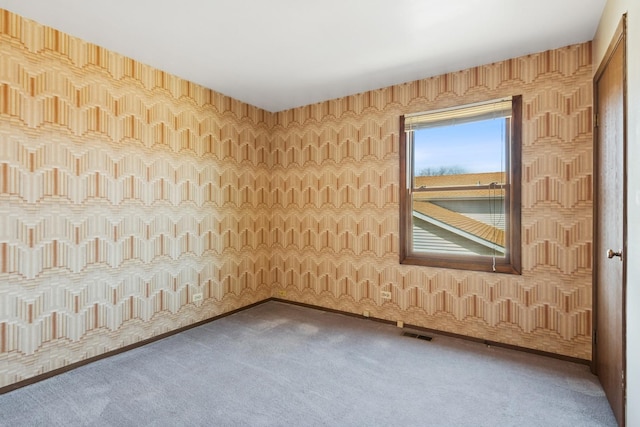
593,15 -> 626,427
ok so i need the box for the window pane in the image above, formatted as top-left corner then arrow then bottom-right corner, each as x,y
413,118 -> 505,185
412,186 -> 506,256
399,95 -> 521,274
411,118 -> 507,257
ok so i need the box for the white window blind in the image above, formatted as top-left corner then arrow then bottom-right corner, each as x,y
404,97 -> 513,131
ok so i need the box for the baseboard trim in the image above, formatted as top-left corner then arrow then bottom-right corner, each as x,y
0,299 -> 269,395
1,296 -> 590,394
271,298 -> 592,367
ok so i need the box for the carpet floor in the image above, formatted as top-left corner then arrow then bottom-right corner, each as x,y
0,301 -> 616,426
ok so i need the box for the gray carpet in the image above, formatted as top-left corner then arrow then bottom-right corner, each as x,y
0,301 -> 616,426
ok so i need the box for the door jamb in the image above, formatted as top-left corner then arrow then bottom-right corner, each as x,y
591,12 -> 628,416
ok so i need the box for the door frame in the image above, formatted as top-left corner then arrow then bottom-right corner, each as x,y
592,13 -> 627,423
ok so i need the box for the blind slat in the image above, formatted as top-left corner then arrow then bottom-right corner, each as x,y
405,98 -> 512,130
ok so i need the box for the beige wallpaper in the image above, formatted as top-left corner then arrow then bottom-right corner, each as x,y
1,8 -> 593,390
270,44 -> 594,360
0,10 -> 271,388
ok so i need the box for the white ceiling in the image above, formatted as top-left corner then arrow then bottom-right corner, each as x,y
0,0 -> 606,112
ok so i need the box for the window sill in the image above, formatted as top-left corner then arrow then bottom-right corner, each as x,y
400,254 -> 522,275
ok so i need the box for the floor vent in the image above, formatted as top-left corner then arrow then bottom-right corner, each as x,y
402,332 -> 433,341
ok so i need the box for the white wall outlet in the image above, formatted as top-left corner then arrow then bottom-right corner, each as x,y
397,321 -> 404,328
363,310 -> 370,317
192,293 -> 203,302
381,291 -> 392,299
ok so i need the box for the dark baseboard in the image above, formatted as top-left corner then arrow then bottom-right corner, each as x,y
0,299 -> 270,395
271,298 -> 592,367
1,296 -> 591,395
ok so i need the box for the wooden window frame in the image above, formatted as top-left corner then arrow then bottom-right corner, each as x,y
399,95 -> 522,274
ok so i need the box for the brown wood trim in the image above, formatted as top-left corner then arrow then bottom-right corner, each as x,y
2,296 -> 590,396
398,114 -> 409,263
594,16 -> 626,82
400,254 -> 520,274
622,15 -> 628,423
592,13 -> 627,426
413,183 -> 505,192
399,96 -> 522,275
592,13 -> 627,377
509,94 -> 523,275
273,298 -> 590,366
0,299 -> 270,395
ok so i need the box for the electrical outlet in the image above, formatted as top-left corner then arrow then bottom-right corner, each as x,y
397,321 -> 404,328
381,291 -> 392,299
363,311 -> 370,317
192,293 -> 203,302
278,290 -> 286,297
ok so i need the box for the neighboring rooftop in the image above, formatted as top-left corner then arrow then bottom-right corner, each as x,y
412,171 -> 505,255
413,201 -> 505,247
414,171 -> 505,188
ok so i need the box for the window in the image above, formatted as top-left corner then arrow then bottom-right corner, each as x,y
399,96 -> 522,274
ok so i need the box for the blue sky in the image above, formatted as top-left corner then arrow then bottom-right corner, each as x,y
413,118 -> 505,175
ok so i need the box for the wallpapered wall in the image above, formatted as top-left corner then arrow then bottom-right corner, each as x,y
0,10 -> 272,388
0,9 -> 593,389
270,43 -> 594,359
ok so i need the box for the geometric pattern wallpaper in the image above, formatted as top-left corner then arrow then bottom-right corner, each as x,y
0,9 -> 593,388
270,43 -> 594,360
0,9 -> 271,388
